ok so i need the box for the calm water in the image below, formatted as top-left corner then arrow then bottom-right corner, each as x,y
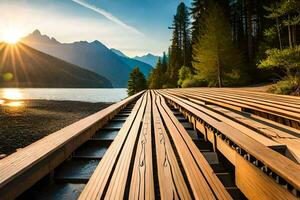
0,88 -> 127,103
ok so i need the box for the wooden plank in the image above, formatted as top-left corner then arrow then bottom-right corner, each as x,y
188,88 -> 300,110
167,89 -> 300,123
0,91 -> 143,200
206,104 -> 300,163
159,91 -> 300,192
156,94 -> 217,199
152,91 -> 191,200
167,92 -> 280,147
158,93 -> 232,200
129,92 -> 155,200
103,93 -> 148,199
235,155 -> 297,200
79,93 -> 147,200
205,89 -> 300,108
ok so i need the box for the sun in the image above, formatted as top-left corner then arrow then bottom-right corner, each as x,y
1,28 -> 22,44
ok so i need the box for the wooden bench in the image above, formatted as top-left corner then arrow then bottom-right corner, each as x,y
0,91 -> 143,200
159,90 -> 300,199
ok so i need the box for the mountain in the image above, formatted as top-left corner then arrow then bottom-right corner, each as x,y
110,48 -> 128,58
118,56 -> 153,78
109,48 -> 152,77
0,43 -> 112,88
22,30 -> 152,87
133,53 -> 160,66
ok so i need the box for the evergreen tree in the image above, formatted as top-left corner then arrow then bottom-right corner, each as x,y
168,15 -> 183,87
193,3 -> 244,87
177,2 -> 192,68
280,0 -> 300,48
178,66 -> 193,87
190,0 -> 207,46
161,52 -> 168,73
264,2 -> 284,50
168,2 -> 192,87
127,67 -> 147,96
148,58 -> 165,89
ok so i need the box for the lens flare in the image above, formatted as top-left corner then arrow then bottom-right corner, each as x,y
1,27 -> 22,44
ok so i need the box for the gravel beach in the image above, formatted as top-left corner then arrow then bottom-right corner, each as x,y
0,100 -> 112,156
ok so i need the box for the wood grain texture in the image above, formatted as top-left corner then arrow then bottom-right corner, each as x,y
129,92 -> 155,200
79,93 -> 146,200
159,91 -> 300,192
152,91 -> 191,200
236,155 -> 297,200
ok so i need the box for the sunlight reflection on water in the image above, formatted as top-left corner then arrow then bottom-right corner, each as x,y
5,101 -> 24,107
2,88 -> 23,100
0,88 -> 127,102
0,89 -> 25,108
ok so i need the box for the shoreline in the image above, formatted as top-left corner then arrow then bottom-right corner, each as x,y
0,99 -> 112,156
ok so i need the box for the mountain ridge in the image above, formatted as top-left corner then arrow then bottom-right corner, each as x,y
0,43 -> 112,88
22,30 -> 152,87
133,53 -> 160,66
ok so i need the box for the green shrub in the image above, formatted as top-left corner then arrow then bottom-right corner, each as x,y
268,77 -> 300,95
181,76 -> 208,88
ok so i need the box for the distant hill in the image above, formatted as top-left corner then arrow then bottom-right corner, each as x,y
133,53 -> 160,66
0,43 -> 112,88
22,30 -> 152,87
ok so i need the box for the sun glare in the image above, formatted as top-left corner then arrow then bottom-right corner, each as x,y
3,89 -> 23,100
1,28 -> 22,44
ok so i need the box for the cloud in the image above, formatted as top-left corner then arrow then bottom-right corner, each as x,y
71,0 -> 143,36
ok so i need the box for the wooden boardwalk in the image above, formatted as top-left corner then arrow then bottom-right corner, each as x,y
0,88 -> 300,200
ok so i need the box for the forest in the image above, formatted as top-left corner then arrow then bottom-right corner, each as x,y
128,0 -> 300,96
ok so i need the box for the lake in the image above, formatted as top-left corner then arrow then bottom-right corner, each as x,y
0,88 -> 128,103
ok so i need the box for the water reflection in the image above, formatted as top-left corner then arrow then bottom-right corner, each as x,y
5,101 -> 24,107
0,89 -> 25,108
2,89 -> 23,100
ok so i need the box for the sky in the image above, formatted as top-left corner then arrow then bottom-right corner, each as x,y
0,0 -> 191,57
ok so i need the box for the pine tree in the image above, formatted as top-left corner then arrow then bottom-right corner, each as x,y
161,52 -> 168,73
177,2 -> 192,68
264,2 -> 284,50
127,67 -> 147,96
168,15 -> 183,87
193,3 -> 243,87
168,2 -> 192,87
280,0 -> 300,48
148,58 -> 165,89
178,66 -> 193,87
190,0 -> 207,46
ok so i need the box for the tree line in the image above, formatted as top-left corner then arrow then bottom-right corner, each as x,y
128,0 -> 300,96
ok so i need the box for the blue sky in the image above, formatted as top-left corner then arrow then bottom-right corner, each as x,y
0,0 -> 191,56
